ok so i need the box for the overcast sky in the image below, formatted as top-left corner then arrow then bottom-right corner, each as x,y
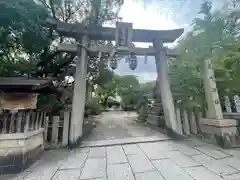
113,0 -> 224,83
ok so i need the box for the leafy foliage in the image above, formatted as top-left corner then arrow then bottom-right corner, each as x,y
167,0 -> 240,108
85,97 -> 102,116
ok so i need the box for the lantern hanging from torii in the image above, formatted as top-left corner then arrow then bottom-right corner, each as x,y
107,21 -> 141,70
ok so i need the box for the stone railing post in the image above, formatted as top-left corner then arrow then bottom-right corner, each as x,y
183,109 -> 190,135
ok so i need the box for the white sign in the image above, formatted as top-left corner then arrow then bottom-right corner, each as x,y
224,96 -> 232,112
115,22 -> 133,49
234,95 -> 240,112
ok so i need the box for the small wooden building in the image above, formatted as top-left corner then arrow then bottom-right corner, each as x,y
0,77 -> 54,110
0,77 -> 54,174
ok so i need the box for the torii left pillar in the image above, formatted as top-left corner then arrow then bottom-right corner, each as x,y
69,35 -> 88,146
154,40 -> 183,138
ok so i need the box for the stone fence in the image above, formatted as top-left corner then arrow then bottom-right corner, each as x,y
0,110 -> 46,174
174,107 -> 202,136
172,95 -> 240,149
44,111 -> 71,149
0,109 -> 74,174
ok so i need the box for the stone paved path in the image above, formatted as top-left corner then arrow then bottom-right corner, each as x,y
3,138 -> 240,180
84,111 -> 165,142
3,111 -> 240,180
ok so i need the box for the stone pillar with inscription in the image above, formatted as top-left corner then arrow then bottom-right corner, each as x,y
200,58 -> 237,148
203,59 -> 223,119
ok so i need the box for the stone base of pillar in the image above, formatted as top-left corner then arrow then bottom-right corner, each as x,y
165,127 -> 186,140
147,115 -> 165,126
199,118 -> 238,149
68,137 -> 83,149
147,102 -> 165,127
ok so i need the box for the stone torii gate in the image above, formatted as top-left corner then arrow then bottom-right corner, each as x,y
47,19 -> 184,145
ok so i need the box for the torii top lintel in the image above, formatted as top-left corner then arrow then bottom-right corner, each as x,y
46,19 -> 184,43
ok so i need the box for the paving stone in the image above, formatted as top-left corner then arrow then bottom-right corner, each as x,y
195,146 -> 231,159
135,171 -> 164,180
173,143 -> 203,156
138,143 -> 171,160
107,163 -> 135,180
221,157 -> 240,170
76,148 -> 90,153
80,158 -> 106,179
167,151 -> 200,168
223,173 -> 240,180
59,153 -> 88,169
192,154 -> 238,176
19,150 -> 68,180
183,138 -> 208,147
82,136 -> 169,147
88,147 -> 106,158
106,146 -> 128,164
51,169 -> 81,180
223,149 -> 240,158
153,159 -> 194,180
127,154 -> 155,173
1,170 -> 31,180
122,144 -> 143,155
185,166 -> 224,180
0,175 -> 23,180
153,141 -> 178,151
22,164 -> 59,180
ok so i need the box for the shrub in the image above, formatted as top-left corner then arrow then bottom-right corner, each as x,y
85,98 -> 102,116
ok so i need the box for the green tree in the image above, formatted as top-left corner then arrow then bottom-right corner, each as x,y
168,0 -> 240,108
96,74 -> 119,106
117,75 -> 141,109
0,0 -> 50,76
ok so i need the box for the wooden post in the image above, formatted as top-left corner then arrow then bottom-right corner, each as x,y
9,113 -> 15,133
44,115 -> 49,141
2,114 -> 7,134
183,109 -> 190,135
39,112 -> 44,128
35,112 -> 40,130
52,116 -> 59,145
30,111 -> 35,131
16,112 -> 22,133
62,111 -> 70,146
24,112 -> 30,133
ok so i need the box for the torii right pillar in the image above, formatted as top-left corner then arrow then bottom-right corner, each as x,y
154,40 -> 183,138
200,58 -> 237,148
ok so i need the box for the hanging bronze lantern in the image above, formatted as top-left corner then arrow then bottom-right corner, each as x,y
144,54 -> 148,64
129,54 -> 137,70
125,55 -> 131,63
109,56 -> 118,70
